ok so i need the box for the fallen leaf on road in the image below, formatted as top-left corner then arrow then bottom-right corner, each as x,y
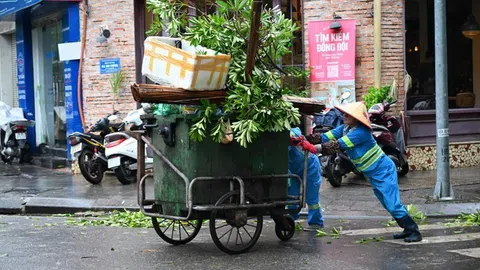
143,249 -> 163,253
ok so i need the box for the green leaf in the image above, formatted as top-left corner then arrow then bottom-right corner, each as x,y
315,229 -> 328,238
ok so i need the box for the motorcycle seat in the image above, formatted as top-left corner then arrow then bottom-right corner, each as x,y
371,123 -> 389,132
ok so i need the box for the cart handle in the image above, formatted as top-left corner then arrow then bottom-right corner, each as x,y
303,150 -> 308,208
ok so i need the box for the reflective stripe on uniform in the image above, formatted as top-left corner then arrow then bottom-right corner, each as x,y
340,136 -> 355,148
308,204 -> 320,210
357,146 -> 384,172
352,144 -> 382,165
325,131 -> 335,140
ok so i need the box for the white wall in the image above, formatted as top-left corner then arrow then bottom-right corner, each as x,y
0,34 -> 14,107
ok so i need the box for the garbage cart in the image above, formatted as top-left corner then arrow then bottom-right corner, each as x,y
136,114 -> 307,254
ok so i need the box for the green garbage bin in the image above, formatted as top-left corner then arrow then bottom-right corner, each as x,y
149,114 -> 289,217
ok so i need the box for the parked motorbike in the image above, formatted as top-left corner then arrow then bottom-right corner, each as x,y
312,92 -> 360,187
69,112 -> 120,184
104,104 -> 154,185
0,102 -> 35,164
368,100 -> 409,176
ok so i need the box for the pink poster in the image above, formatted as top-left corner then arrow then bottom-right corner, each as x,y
308,19 -> 356,107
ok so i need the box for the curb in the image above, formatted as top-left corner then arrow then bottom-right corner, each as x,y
0,198 -> 24,215
1,197 -> 479,218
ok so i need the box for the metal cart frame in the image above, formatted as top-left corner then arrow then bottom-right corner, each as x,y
134,130 -> 308,254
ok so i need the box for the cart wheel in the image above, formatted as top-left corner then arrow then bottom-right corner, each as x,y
275,215 -> 295,241
152,218 -> 203,245
209,191 -> 263,255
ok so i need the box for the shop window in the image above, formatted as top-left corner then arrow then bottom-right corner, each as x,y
406,0 -> 474,111
280,0 -> 303,69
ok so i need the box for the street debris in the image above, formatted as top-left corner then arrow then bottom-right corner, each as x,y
65,209 -> 153,228
355,237 -> 384,244
315,227 -> 342,239
295,221 -> 303,232
445,210 -> 480,227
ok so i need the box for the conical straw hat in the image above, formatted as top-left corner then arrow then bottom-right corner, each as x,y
335,102 -> 372,129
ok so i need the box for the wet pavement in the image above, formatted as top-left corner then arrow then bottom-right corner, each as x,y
1,215 -> 480,269
0,164 -> 153,214
0,163 -> 480,217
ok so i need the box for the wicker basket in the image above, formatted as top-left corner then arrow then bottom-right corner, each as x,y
456,92 -> 475,108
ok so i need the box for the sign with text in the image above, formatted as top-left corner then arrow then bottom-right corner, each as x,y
100,58 -> 121,74
308,20 -> 356,108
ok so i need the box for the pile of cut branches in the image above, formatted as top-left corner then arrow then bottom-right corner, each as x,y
147,0 -> 308,147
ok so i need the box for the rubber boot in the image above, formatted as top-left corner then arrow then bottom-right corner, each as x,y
393,215 -> 422,242
393,216 -> 411,239
403,215 -> 422,243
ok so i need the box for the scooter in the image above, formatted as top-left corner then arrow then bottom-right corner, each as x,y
312,92 -> 360,187
68,112 -> 121,184
104,104 -> 154,185
0,102 -> 35,164
368,100 -> 409,176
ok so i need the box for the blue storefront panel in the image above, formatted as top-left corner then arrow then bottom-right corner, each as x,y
63,2 -> 82,159
13,1 -> 82,158
15,12 -> 36,149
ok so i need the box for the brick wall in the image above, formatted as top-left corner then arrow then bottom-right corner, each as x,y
80,0 -> 137,126
303,0 -> 405,111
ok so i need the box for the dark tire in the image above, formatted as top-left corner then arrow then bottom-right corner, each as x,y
114,157 -> 137,185
209,191 -> 263,255
1,153 -> 13,163
38,143 -> 49,155
78,148 -> 104,184
388,155 -> 409,177
19,143 -> 33,164
398,163 -> 409,177
152,217 -> 203,245
326,157 -> 342,187
275,215 -> 295,241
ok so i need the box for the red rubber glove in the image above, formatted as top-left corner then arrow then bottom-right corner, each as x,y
299,140 -> 317,154
290,135 -> 306,146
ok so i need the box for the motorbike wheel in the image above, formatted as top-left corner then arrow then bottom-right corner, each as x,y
1,153 -> 13,163
114,157 -> 137,185
19,143 -> 33,164
327,171 -> 343,187
388,155 -> 409,177
398,163 -> 409,177
326,157 -> 342,187
78,148 -> 104,185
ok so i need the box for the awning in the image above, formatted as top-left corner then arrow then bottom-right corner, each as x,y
0,0 -> 42,18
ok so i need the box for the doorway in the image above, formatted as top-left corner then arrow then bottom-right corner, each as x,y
32,20 -> 66,149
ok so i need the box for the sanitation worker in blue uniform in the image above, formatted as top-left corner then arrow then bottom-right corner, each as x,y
300,102 -> 422,242
288,127 -> 324,231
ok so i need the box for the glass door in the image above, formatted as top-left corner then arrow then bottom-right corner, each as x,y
41,20 -> 66,148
